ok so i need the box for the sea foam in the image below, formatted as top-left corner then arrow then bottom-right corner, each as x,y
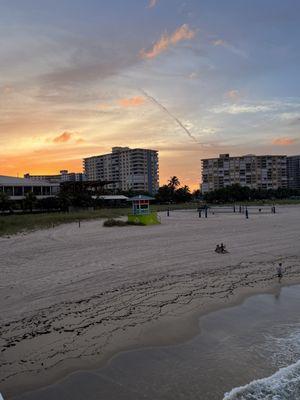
265,323 -> 300,368
223,359 -> 300,400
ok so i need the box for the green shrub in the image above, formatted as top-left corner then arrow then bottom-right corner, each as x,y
103,218 -> 127,227
103,218 -> 144,227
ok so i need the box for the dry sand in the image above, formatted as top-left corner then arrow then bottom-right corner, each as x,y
1,206 -> 300,398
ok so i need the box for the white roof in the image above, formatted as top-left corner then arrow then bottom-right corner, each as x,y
0,175 -> 59,187
92,195 -> 129,200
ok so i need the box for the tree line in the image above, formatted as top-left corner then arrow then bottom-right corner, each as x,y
1,179 -> 299,213
0,176 -> 199,213
203,183 -> 300,203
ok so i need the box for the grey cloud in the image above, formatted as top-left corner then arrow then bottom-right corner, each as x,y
39,56 -> 138,88
289,117 -> 300,126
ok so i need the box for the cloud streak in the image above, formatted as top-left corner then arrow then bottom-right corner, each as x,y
212,103 -> 275,115
140,89 -> 200,144
212,39 -> 248,59
140,24 -> 196,59
212,100 -> 300,115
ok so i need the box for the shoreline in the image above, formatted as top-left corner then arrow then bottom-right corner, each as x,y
6,276 -> 300,399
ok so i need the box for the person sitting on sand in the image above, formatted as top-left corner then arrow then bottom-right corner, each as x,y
220,243 -> 226,253
215,244 -> 221,253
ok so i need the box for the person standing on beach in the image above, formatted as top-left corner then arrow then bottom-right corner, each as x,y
277,263 -> 283,282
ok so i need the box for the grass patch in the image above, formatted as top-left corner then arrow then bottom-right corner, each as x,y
126,220 -> 144,226
0,204 -> 198,236
0,208 -> 131,237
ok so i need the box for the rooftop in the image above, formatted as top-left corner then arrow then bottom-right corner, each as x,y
92,195 -> 129,200
201,154 -> 287,161
129,195 -> 155,201
0,175 -> 60,187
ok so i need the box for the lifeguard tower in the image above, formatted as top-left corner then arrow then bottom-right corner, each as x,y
128,195 -> 160,225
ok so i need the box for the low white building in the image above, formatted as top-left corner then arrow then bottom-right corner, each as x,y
0,175 -> 60,200
24,170 -> 86,183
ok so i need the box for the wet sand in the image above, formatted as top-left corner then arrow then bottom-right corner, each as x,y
12,284 -> 300,400
1,206 -> 300,398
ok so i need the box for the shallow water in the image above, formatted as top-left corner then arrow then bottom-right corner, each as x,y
13,284 -> 300,400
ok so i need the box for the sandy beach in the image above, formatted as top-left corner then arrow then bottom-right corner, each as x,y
1,206 -> 300,398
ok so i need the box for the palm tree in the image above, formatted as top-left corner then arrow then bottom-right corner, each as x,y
168,176 -> 180,190
174,185 -> 192,203
192,189 -> 201,200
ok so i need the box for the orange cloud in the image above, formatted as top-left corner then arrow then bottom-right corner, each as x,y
53,132 -> 73,143
2,86 -> 14,94
140,24 -> 196,59
272,137 -> 296,145
98,103 -> 110,110
148,0 -> 158,8
225,90 -> 239,100
118,96 -> 146,107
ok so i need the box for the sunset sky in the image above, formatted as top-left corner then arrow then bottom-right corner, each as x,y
1,0 -> 300,189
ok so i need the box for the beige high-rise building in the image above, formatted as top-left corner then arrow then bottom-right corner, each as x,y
84,147 -> 159,194
201,154 -> 287,193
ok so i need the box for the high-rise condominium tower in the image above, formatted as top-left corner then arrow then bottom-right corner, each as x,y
84,147 -> 159,195
201,153 -> 287,193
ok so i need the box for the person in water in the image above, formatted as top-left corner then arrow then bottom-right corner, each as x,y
215,244 -> 221,253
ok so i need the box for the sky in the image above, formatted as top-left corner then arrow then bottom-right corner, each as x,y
0,0 -> 300,189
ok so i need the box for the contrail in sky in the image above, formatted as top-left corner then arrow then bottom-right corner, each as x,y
140,89 -> 201,144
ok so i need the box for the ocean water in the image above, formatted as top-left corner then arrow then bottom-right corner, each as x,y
223,360 -> 300,399
223,319 -> 300,400
13,284 -> 300,400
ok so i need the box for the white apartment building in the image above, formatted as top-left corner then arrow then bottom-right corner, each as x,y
201,154 -> 287,193
83,147 -> 159,194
